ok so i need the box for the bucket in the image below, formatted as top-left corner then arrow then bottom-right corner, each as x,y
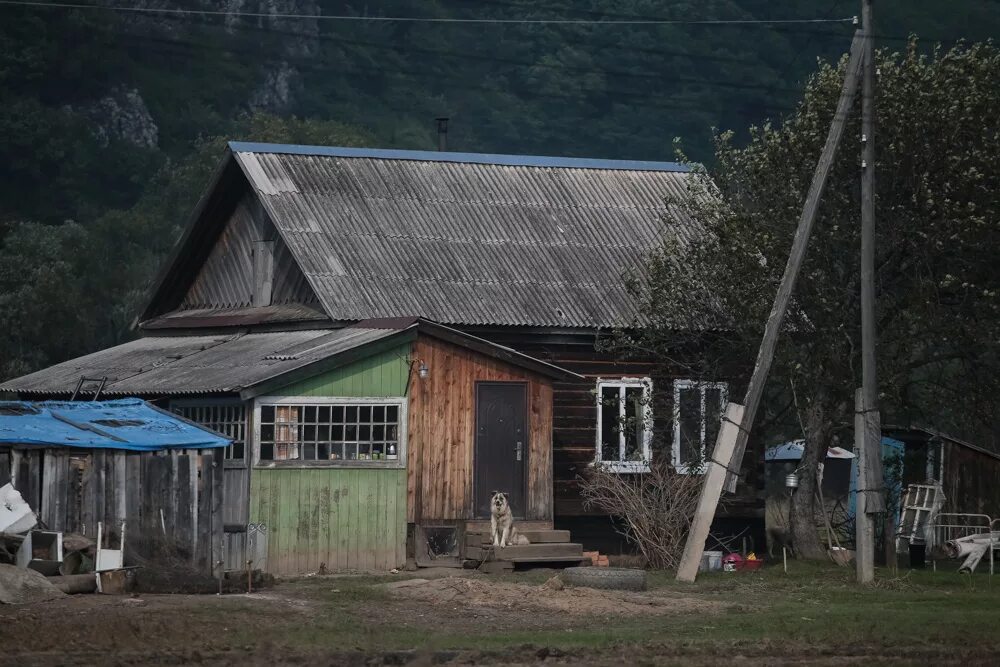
705,550 -> 723,572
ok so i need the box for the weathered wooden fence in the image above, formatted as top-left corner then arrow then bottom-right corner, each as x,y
0,447 -> 224,576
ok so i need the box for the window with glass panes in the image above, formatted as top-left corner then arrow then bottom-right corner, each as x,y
595,379 -> 652,471
257,401 -> 402,464
672,380 -> 728,473
171,401 -> 247,461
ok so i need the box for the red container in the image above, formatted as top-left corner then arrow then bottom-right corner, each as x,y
737,558 -> 764,571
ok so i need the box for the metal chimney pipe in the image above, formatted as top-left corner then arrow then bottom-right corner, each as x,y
435,117 -> 449,151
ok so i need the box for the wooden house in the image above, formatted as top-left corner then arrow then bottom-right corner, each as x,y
1,143 -> 754,572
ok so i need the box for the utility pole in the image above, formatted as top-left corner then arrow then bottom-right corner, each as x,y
856,0 -> 885,584
676,28 -> 866,583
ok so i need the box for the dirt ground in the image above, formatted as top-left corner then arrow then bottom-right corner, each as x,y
3,565 -> 1000,665
384,575 -> 727,617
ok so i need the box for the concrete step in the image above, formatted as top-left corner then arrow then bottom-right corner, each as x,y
465,529 -> 571,546
465,542 -> 584,562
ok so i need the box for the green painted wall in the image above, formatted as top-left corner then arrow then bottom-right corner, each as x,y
250,343 -> 411,574
250,468 -> 407,574
274,344 -> 410,397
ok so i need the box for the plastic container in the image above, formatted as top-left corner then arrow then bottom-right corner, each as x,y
722,553 -> 743,572
699,550 -> 724,572
737,558 -> 764,571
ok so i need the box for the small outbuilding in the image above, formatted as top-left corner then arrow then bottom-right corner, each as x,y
0,399 -> 229,575
1,319 -> 581,574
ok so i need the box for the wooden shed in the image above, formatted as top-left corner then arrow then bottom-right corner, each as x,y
0,399 -> 228,575
886,426 -> 1000,518
2,319 -> 580,574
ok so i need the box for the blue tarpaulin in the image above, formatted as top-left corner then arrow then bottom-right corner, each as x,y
0,398 -> 229,451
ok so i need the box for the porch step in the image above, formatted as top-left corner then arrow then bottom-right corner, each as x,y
464,520 -> 553,533
465,542 -> 585,563
465,529 -> 571,547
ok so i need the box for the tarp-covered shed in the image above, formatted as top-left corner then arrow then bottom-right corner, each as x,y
0,399 -> 230,450
0,400 -> 229,576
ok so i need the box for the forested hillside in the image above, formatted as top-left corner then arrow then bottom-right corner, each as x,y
1,1 -> 998,378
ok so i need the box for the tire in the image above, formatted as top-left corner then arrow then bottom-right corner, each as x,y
561,566 -> 648,592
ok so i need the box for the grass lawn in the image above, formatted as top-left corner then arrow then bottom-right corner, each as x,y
264,561 -> 1000,661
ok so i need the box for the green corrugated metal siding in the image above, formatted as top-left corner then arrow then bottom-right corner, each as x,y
274,344 -> 409,397
250,468 -> 407,574
250,344 -> 410,574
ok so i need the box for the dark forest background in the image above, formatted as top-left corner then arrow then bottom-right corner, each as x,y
1,0 -> 998,379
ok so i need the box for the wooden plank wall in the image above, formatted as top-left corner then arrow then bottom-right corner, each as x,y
223,464 -> 250,570
0,447 -> 224,575
942,443 -> 1000,518
249,468 -> 407,575
407,336 -> 554,523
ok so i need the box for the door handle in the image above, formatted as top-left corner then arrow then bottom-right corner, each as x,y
516,441 -> 523,461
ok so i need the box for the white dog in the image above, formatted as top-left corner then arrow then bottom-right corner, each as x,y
490,491 -> 529,547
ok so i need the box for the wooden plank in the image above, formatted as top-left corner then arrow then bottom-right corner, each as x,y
466,529 -> 570,546
82,453 -> 98,534
167,450 -> 179,538
676,403 -> 744,583
478,560 -> 514,574
103,450 -> 117,529
113,451 -> 126,532
92,450 -> 106,530
196,453 -> 212,571
40,451 -> 57,529
125,453 -> 141,543
335,470 -> 349,571
25,449 -> 43,524
176,455 -> 193,554
464,519 -> 553,533
0,449 -> 10,485
465,542 -> 584,562
66,455 -> 82,533
210,448 -> 224,577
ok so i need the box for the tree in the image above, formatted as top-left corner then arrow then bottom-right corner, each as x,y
625,39 -> 1000,559
0,113 -> 374,383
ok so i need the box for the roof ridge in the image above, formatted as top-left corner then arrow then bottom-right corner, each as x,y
228,141 -> 691,173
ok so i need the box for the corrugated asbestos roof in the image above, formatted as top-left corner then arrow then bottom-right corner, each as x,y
0,319 -> 581,397
0,328 -> 397,397
227,143 -> 697,329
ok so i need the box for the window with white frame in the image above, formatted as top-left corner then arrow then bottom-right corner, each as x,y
255,399 -> 404,465
595,378 -> 652,471
672,380 -> 728,473
171,400 -> 247,461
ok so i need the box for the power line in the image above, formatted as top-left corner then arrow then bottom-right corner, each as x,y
0,0 -> 857,26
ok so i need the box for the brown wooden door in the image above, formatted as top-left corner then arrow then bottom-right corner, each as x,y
475,382 -> 527,519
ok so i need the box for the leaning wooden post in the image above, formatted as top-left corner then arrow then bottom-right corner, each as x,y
676,404 -> 744,581
676,29 -> 866,583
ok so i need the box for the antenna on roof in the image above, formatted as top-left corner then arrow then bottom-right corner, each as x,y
435,117 -> 449,151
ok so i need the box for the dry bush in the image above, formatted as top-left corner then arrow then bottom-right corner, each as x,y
579,461 -> 703,570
